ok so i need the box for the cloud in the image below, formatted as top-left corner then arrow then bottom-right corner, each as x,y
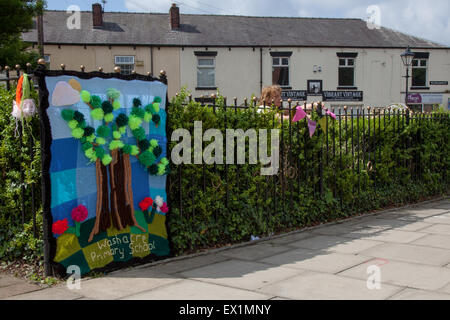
123,0 -> 450,45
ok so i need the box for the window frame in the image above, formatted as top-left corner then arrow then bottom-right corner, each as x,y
114,55 -> 135,75
272,56 -> 290,88
338,57 -> 356,88
196,56 -> 216,89
411,58 -> 429,89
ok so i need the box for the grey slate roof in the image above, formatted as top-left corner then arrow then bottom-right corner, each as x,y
22,10 -> 446,48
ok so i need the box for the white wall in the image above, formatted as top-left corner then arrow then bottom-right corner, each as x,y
180,46 -> 450,108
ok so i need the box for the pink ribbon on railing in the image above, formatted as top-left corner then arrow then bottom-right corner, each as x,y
326,109 -> 336,120
308,119 -> 317,138
292,105 -> 307,122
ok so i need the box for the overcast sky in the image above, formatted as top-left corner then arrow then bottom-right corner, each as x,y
47,0 -> 450,46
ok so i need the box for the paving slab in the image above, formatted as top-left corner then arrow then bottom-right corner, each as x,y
143,253 -> 230,275
121,279 -> 272,300
259,248 -> 371,274
350,218 -> 432,232
257,271 -> 402,300
5,286 -> 82,300
264,232 -> 314,245
341,229 -> 427,244
308,223 -> 362,236
419,223 -> 450,235
401,208 -> 449,217
423,214 -> 450,225
411,234 -> 450,250
359,243 -> 450,266
0,282 -> 42,299
340,259 -> 450,291
0,274 -> 24,288
177,260 -> 302,291
219,243 -> 293,261
64,270 -> 182,299
287,234 -> 383,254
389,288 -> 450,300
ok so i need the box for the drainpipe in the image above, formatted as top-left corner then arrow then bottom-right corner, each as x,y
150,45 -> 154,76
260,47 -> 263,92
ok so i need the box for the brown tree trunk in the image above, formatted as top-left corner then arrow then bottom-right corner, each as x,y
88,159 -> 111,242
88,150 -> 145,242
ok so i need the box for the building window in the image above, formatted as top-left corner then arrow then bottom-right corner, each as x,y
197,57 -> 215,88
272,57 -> 290,87
338,58 -> 355,87
44,55 -> 51,69
412,58 -> 428,87
115,56 -> 135,75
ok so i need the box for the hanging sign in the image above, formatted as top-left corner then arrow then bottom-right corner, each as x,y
322,91 -> 363,102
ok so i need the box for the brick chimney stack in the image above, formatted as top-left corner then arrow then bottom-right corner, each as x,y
169,3 -> 180,30
92,3 -> 103,28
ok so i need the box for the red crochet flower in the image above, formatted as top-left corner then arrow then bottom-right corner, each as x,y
52,218 -> 69,235
139,197 -> 153,211
71,205 -> 88,222
160,202 -> 169,214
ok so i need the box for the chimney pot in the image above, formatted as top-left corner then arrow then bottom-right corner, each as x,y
169,3 -> 180,30
92,3 -> 103,28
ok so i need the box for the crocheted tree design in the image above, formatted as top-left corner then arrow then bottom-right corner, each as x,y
61,88 -> 169,242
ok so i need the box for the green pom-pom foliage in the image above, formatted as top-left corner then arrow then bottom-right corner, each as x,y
81,90 -> 91,103
130,145 -> 139,156
144,104 -> 153,113
96,137 -> 106,145
109,140 -> 124,150
116,113 -> 128,127
95,147 -> 106,159
86,134 -> 95,143
113,131 -> 121,139
72,128 -> 84,139
119,126 -> 127,134
104,113 -> 114,123
131,107 -> 145,119
85,148 -> 96,161
157,163 -> 166,175
84,126 -> 95,137
61,109 -> 75,121
91,108 -> 104,120
90,96 -> 102,108
152,114 -> 161,125
152,103 -> 160,113
113,100 -> 121,110
73,111 -> 85,123
153,96 -> 162,103
101,101 -> 114,114
82,142 -> 93,151
132,127 -> 146,141
122,144 -> 132,154
153,145 -> 162,158
144,112 -> 152,122
78,120 -> 87,129
133,98 -> 142,107
128,115 -> 142,130
139,150 -> 156,167
96,125 -> 110,138
148,164 -> 158,175
160,157 -> 169,165
106,88 -> 121,100
138,139 -> 150,151
102,154 -> 112,166
150,139 -> 158,148
68,120 -> 78,129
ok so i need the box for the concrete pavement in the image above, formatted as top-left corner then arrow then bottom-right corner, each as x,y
2,197 -> 450,300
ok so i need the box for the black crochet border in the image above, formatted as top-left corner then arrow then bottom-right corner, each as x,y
35,66 -> 174,277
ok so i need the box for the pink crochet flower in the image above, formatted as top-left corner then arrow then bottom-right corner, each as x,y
160,202 -> 169,214
71,205 -> 88,222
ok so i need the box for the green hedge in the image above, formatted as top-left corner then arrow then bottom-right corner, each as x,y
0,85 -> 42,261
167,89 -> 450,253
0,84 -> 449,262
